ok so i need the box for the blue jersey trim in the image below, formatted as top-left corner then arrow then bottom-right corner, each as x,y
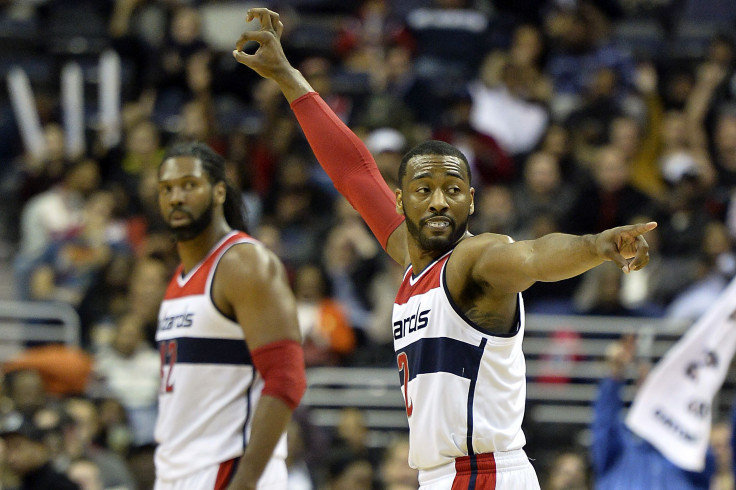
466,337 -> 487,459
397,337 -> 485,384
441,258 -> 522,338
159,337 -> 252,365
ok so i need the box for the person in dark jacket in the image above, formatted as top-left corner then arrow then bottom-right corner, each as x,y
0,411 -> 79,490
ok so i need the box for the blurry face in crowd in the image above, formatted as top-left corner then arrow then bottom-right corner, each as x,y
3,434 -> 47,475
9,370 -> 46,416
524,152 -> 561,195
593,148 -> 630,193
158,156 -> 219,241
398,155 -> 474,253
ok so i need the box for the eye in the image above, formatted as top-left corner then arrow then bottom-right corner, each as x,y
159,184 -> 172,194
183,181 -> 197,190
447,186 -> 460,194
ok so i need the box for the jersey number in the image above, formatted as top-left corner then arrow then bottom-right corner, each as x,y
160,340 -> 177,393
397,352 -> 413,417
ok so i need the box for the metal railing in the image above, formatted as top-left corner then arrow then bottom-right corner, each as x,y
301,314 -> 724,444
0,300 -> 81,360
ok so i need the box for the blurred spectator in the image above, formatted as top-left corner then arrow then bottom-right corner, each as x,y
4,370 -> 48,418
322,203 -> 384,337
93,313 -> 159,445
544,4 -> 636,118
104,119 -> 164,215
378,436 -> 417,490
125,255 -> 171,345
293,264 -> 356,367
574,261 -> 661,317
15,158 -> 100,299
432,89 -> 515,188
399,0 -> 494,83
591,336 -> 716,489
28,190 -> 132,307
66,457 -> 103,490
328,408 -> 382,471
286,419 -> 314,490
152,5 -> 209,110
709,421 -> 734,490
665,220 -> 736,321
61,398 -> 135,490
564,145 -> 654,235
511,151 -> 575,239
468,50 -> 550,157
544,450 -> 590,490
0,411 -> 80,490
469,184 -> 518,236
324,452 -> 374,490
364,127 -> 407,190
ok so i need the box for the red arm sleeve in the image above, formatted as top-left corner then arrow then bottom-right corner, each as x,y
290,92 -> 405,250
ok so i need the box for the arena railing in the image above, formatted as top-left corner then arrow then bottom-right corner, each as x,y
301,314 -> 732,447
0,300 -> 81,360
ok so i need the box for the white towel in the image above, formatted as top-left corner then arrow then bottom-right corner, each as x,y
625,276 -> 736,471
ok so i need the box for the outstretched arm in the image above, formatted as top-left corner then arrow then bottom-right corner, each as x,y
233,8 -> 406,263
457,222 -> 657,294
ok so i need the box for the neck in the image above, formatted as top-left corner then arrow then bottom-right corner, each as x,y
176,221 -> 232,274
408,231 -> 470,274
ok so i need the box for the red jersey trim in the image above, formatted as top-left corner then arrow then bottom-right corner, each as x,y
394,251 -> 452,305
163,232 -> 258,299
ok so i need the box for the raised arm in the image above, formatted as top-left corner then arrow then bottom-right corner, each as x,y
455,222 -> 657,294
232,8 -> 407,263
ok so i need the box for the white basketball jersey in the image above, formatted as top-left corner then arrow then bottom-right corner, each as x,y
155,231 -> 286,480
392,249 -> 527,471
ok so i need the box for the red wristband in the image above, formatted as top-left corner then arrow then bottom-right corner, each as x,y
251,340 -> 306,411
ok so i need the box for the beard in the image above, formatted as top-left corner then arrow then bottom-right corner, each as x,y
405,213 -> 468,252
167,198 -> 214,242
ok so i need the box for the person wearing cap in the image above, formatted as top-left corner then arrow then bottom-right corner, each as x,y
0,411 -> 80,489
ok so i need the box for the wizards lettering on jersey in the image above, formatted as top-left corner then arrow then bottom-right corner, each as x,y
159,312 -> 194,331
393,309 -> 430,340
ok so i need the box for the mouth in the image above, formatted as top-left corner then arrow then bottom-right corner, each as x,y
422,216 -> 452,231
169,210 -> 192,225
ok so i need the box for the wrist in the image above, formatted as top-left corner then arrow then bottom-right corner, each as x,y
277,67 -> 314,103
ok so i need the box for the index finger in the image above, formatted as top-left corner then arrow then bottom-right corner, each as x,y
622,221 -> 657,237
247,7 -> 282,37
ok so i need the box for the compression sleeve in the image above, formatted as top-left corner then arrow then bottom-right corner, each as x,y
251,340 -> 306,411
290,92 -> 405,250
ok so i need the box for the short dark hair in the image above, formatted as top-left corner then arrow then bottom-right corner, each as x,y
398,140 -> 471,186
161,141 -> 248,233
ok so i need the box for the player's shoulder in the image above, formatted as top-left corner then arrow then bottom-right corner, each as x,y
455,232 -> 515,254
217,241 -> 285,284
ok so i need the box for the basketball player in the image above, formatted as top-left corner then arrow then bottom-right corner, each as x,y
234,9 -> 656,488
154,141 -> 306,490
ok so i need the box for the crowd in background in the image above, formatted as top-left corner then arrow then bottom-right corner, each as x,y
0,0 -> 736,488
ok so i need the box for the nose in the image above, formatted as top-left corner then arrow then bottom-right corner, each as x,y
428,188 -> 449,213
168,185 -> 185,206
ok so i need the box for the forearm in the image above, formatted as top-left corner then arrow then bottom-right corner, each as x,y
527,232 -> 604,282
227,396 -> 293,490
290,92 -> 404,250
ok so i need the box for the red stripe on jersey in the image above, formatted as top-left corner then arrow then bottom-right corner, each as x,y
452,453 -> 497,489
164,232 -> 256,299
214,458 -> 237,490
394,254 -> 451,305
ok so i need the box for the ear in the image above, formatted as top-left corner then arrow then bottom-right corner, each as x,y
395,189 -> 404,215
214,181 -> 227,205
469,187 -> 475,215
